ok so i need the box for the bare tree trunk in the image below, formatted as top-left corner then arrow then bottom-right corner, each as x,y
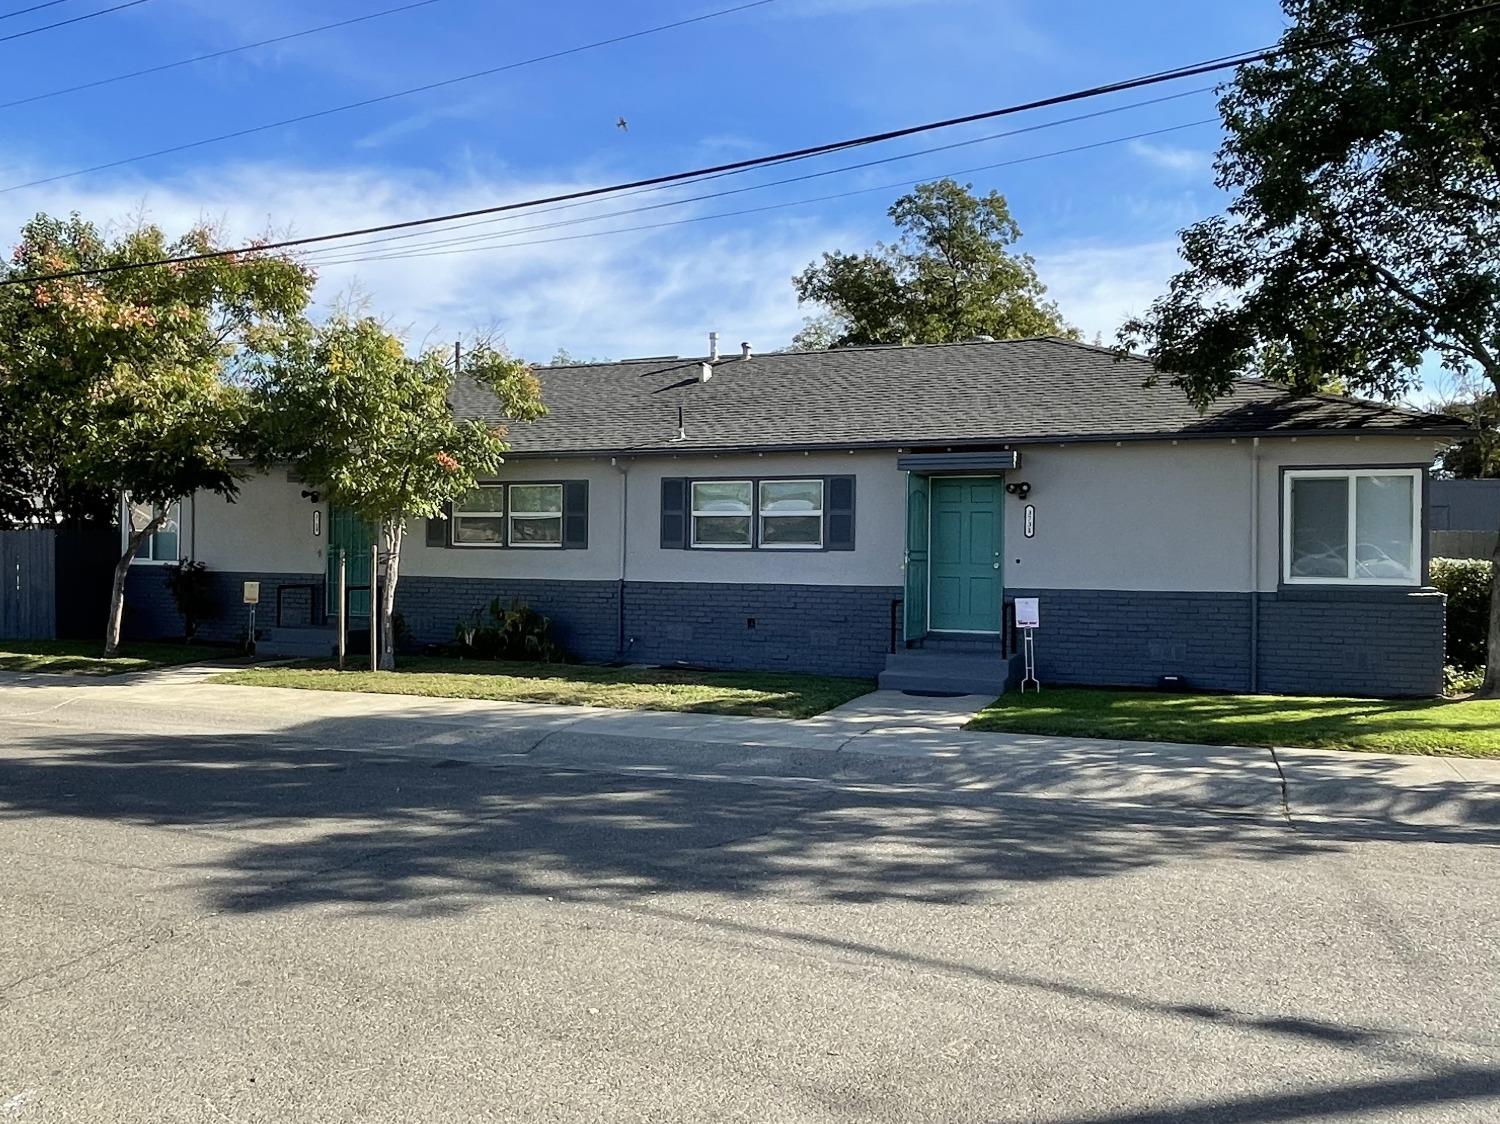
378,518 -> 403,672
1478,523 -> 1500,699
104,512 -> 164,658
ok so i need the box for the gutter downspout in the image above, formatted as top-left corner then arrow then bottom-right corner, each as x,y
613,458 -> 629,659
1249,437 -> 1261,693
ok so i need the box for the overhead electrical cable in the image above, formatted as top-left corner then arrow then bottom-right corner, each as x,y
0,0 -> 149,43
0,0 -> 450,112
0,0 -> 75,22
293,86 -> 1217,261
8,0 -> 1497,286
0,0 -> 778,192
305,120 -> 1219,268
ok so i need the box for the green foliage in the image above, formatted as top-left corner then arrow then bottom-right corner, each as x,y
163,559 -> 216,641
252,317 -> 543,529
453,597 -> 567,663
1120,1 -> 1500,406
0,213 -> 314,517
792,179 -> 1077,348
1444,664 -> 1485,697
1430,557 -> 1493,671
1434,390 -> 1500,478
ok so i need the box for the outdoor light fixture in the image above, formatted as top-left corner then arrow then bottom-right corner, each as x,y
1006,481 -> 1032,499
300,489 -> 321,503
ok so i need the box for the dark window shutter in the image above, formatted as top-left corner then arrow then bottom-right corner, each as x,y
660,478 -> 688,549
425,509 -> 448,547
826,475 -> 855,550
562,480 -> 589,549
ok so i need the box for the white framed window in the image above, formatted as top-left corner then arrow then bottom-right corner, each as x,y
1283,468 -> 1422,585
507,483 -> 563,547
691,480 -> 753,548
127,500 -> 180,564
758,479 -> 824,549
452,485 -> 506,545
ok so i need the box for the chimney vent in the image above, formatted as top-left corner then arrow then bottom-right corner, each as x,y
698,362 -> 713,383
741,341 -> 752,360
708,331 -> 720,361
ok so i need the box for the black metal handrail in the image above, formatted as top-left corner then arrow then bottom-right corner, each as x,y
889,597 -> 904,653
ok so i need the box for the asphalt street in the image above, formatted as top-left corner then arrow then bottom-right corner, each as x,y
2,716 -> 1498,1122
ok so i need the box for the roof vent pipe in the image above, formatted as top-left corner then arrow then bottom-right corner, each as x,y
741,341 -> 752,360
708,331 -> 719,361
698,362 -> 713,383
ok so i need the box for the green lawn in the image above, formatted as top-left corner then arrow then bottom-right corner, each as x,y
211,658 -> 874,719
968,688 -> 1500,757
0,639 -> 238,676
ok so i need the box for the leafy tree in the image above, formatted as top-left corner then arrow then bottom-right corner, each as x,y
253,317 -> 545,669
0,214 -> 313,655
1433,388 -> 1500,479
1118,0 -> 1500,696
792,179 -> 1077,348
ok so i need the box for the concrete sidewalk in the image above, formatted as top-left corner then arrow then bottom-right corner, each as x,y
2,665 -> 1498,831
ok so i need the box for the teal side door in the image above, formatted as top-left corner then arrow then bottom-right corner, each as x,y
927,478 -> 1002,633
327,505 -> 377,618
903,473 -> 930,643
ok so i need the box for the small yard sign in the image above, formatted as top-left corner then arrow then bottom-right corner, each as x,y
242,581 -> 260,605
1015,597 -> 1040,630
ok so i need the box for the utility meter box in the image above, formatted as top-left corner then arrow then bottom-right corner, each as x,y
242,581 -> 261,605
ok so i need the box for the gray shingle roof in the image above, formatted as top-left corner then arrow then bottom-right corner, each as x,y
452,336 -> 1459,456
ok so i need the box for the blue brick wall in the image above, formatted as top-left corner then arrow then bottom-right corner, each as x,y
1005,588 -> 1253,691
623,581 -> 901,678
395,576 -> 621,662
1006,586 -> 1445,698
1256,590 -> 1445,698
124,569 -> 324,644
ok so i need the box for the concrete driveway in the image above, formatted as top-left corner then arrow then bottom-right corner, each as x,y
1,674 -> 1498,1121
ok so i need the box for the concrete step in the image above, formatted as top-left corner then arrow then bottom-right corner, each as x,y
255,627 -> 341,660
880,647 -> 1010,696
920,634 -> 1004,653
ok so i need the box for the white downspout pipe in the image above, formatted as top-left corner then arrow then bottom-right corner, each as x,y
1249,437 -> 1261,693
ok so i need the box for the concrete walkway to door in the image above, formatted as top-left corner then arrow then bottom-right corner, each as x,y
2,667 -> 1498,833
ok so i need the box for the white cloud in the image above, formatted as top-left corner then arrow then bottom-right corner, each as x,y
1033,239 -> 1183,343
1128,139 -> 1212,177
0,157 -> 853,361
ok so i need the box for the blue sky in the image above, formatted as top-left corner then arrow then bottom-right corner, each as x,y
0,0 -> 1293,364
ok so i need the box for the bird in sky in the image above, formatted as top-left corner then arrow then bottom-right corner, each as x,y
616,116 -> 629,132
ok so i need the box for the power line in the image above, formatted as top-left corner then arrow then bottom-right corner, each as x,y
9,0 -> 1498,285
294,86 -> 1217,262
0,0 -> 778,193
0,0 -> 449,112
305,120 -> 1220,268
0,0 -> 149,43
0,1 -> 75,22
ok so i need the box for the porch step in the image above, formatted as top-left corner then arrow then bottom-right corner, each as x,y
878,648 -> 1010,697
919,633 -> 1004,653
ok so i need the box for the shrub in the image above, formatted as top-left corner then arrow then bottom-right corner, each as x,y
454,597 -> 567,662
1430,557 -> 1493,671
163,559 -> 215,641
1444,664 -> 1485,697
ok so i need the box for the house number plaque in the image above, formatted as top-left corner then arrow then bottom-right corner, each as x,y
1023,504 -> 1035,538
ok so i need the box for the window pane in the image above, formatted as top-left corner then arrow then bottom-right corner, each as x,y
761,515 -> 822,546
151,528 -> 178,561
510,515 -> 562,544
760,480 -> 823,514
453,516 -> 506,544
1355,475 -> 1416,580
693,515 -> 751,545
509,484 -> 562,514
455,486 -> 504,514
1289,477 -> 1349,579
692,481 -> 751,514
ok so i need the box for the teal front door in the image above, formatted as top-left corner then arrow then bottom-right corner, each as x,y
327,505 -> 377,618
928,478 -> 1002,633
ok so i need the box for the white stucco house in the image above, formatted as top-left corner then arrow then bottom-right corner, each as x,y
124,337 -> 1460,696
